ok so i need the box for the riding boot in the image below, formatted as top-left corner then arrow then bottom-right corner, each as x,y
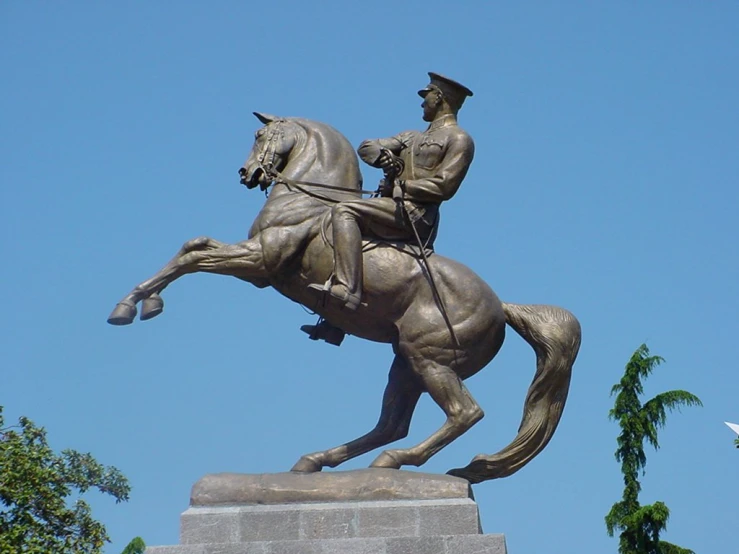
332,206 -> 363,302
307,205 -> 362,310
300,319 -> 346,346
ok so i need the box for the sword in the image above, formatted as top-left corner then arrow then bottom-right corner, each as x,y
379,149 -> 460,348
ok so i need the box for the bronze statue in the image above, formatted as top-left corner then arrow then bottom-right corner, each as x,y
307,73 -> 474,311
107,73 -> 581,483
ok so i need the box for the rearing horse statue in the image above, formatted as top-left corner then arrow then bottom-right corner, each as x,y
107,113 -> 581,483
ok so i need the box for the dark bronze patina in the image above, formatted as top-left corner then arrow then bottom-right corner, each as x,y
108,73 -> 581,483
307,73 -> 474,313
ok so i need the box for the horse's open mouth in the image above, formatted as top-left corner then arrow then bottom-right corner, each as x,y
239,166 -> 264,189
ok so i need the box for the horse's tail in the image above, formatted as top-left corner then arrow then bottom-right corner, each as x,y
448,302 -> 581,484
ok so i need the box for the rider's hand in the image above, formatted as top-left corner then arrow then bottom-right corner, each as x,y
377,150 -> 396,172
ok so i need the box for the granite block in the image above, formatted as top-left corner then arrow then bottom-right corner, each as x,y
182,499 -> 480,544
207,546 -> 268,554
298,504 -> 358,539
416,500 -> 482,535
146,547 -> 205,554
238,506 -> 301,542
444,533 -> 507,554
385,536 -> 446,554
263,541 -> 322,554
354,503 -> 419,538
150,471 -> 505,553
181,507 -> 239,544
315,537 -> 387,554
149,534 -> 507,554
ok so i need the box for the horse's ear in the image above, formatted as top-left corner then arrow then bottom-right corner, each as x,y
253,112 -> 278,125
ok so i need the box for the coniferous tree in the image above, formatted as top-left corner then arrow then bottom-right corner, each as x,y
605,344 -> 701,554
121,536 -> 146,554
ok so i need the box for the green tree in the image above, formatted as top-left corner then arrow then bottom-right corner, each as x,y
121,536 -> 145,554
605,344 -> 701,554
0,406 -> 131,553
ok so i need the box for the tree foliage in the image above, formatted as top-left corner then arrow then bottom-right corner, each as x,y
605,344 -> 701,554
121,536 -> 145,554
0,406 -> 131,554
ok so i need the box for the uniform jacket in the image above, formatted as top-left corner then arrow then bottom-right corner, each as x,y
357,114 -> 475,206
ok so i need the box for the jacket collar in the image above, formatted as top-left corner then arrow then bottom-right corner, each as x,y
426,114 -> 457,132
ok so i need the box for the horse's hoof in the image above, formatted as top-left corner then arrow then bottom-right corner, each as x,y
107,301 -> 137,325
369,451 -> 402,470
290,454 -> 323,473
140,294 -> 164,321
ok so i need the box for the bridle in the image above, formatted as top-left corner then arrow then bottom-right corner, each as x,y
255,123 -> 283,181
240,121 -> 286,193
245,120 -> 379,200
244,120 -> 455,345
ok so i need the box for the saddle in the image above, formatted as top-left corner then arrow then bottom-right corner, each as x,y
318,209 -> 437,259
303,210 -> 437,345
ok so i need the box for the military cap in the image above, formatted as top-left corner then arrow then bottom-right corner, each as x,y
418,72 -> 473,109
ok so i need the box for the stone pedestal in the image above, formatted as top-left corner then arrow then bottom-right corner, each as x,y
146,469 -> 507,554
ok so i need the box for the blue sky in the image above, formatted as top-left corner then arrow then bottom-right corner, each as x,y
2,2 -> 737,553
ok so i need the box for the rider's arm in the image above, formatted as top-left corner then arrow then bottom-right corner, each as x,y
357,132 -> 414,167
402,131 -> 475,204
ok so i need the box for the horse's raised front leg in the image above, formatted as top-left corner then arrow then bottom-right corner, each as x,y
108,236 -> 267,325
369,348 -> 484,470
291,355 -> 422,472
138,237 -> 229,320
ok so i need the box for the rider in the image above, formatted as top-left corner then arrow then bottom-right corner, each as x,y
308,72 -> 475,310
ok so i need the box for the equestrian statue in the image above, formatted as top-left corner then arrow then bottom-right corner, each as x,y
107,73 -> 581,484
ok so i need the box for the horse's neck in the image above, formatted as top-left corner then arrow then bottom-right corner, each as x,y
269,135 -> 358,206
289,122 -> 360,186
282,135 -> 332,184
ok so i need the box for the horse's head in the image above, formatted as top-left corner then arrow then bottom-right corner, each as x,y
239,112 -> 299,190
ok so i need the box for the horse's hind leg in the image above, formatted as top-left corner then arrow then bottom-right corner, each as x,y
370,351 -> 484,470
108,237 -> 265,325
291,355 -> 422,472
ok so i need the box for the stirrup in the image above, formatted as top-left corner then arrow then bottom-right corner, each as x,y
307,281 -> 361,311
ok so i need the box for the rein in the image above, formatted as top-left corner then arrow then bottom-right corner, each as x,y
253,119 -> 377,201
252,122 -> 458,348
268,168 -> 379,198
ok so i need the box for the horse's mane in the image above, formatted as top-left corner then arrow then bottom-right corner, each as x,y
285,118 -> 363,190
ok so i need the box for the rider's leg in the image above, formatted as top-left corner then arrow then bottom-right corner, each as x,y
309,197 -> 410,309
329,201 -> 363,307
